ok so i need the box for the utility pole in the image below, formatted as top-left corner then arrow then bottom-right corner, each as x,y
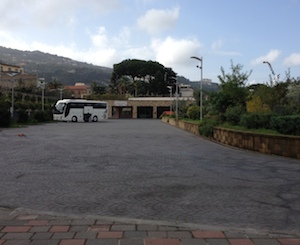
191,56 -> 203,121
263,61 -> 279,86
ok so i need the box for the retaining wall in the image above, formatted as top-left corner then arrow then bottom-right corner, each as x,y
162,117 -> 300,159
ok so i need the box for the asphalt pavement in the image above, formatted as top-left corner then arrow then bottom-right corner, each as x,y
0,119 -> 300,244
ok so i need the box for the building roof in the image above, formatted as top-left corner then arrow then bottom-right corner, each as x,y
128,97 -> 195,101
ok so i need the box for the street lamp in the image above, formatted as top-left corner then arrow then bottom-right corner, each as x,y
57,87 -> 65,100
191,56 -> 203,121
167,86 -> 172,111
7,72 -> 19,118
37,78 -> 46,110
263,61 -> 276,86
169,76 -> 178,120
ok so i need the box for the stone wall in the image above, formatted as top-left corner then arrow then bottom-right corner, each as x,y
162,117 -> 300,160
213,127 -> 300,159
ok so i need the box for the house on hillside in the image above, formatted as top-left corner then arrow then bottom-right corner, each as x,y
0,62 -> 37,90
65,83 -> 92,99
179,84 -> 194,97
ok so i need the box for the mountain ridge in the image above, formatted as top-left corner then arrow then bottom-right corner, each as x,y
0,46 -> 219,91
0,46 -> 112,86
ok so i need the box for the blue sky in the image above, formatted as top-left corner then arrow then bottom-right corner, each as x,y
0,0 -> 299,84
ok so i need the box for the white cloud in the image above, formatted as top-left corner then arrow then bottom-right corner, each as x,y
283,53 -> 300,66
0,31 -> 30,50
90,27 -> 109,48
0,0 -> 120,30
210,39 -> 240,56
122,46 -> 153,60
137,6 -> 180,35
251,49 -> 281,65
211,39 -> 223,51
151,36 -> 202,67
112,26 -> 132,48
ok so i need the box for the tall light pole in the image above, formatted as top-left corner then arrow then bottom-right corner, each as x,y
176,77 -> 178,121
57,87 -> 65,100
38,78 -> 46,110
169,76 -> 178,120
191,56 -> 203,121
7,72 -> 19,118
263,61 -> 279,86
167,86 -> 172,111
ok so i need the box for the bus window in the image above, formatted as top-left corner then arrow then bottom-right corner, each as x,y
54,103 -> 66,114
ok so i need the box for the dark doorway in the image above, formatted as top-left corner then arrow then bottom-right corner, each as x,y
137,107 -> 153,118
112,106 -> 133,118
157,107 -> 170,119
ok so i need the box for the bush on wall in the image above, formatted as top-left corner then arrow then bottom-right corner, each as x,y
270,115 -> 300,136
0,109 -> 11,127
240,113 -> 275,129
198,118 -> 220,137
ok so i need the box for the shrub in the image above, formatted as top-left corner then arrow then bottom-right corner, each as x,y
198,118 -> 220,138
0,109 -> 11,127
160,111 -> 175,119
186,105 -> 200,120
240,113 -> 275,129
34,110 -> 52,122
224,105 -> 245,125
270,115 -> 300,136
17,110 -> 29,123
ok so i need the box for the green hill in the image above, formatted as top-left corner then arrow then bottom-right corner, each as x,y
0,46 -> 112,86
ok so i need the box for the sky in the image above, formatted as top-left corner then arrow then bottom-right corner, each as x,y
0,0 -> 300,84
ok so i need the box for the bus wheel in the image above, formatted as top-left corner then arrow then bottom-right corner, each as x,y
92,116 -> 98,122
71,116 -> 77,122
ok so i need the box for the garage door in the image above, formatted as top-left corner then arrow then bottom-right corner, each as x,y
137,107 -> 153,118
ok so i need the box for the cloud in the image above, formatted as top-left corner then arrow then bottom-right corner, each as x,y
137,6 -> 180,35
90,27 -> 109,48
251,49 -> 281,65
151,36 -> 202,67
283,53 -> 300,66
0,31 -> 30,50
0,0 -> 120,30
211,39 -> 223,51
210,39 -> 241,56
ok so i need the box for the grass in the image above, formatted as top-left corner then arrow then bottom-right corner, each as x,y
166,117 -> 283,136
219,123 -> 281,135
180,118 -> 200,124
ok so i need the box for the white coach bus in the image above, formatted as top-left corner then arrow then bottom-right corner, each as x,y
53,99 -> 108,122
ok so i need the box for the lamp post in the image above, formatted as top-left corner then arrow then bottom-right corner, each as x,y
57,87 -> 65,100
175,77 -> 179,121
263,61 -> 278,86
169,76 -> 178,120
7,72 -> 19,118
167,86 -> 172,111
191,56 -> 203,121
38,78 -> 46,110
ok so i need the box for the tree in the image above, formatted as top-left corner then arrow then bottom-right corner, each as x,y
48,79 -> 62,90
287,77 -> 300,114
91,82 -> 106,95
110,59 -> 176,96
210,61 -> 251,121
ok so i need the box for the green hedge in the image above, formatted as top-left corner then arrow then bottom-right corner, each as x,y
0,109 -> 11,127
270,115 -> 300,136
199,118 -> 220,137
34,110 -> 52,122
17,110 -> 29,123
240,113 -> 275,129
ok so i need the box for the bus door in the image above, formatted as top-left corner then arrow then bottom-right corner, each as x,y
84,106 -> 93,122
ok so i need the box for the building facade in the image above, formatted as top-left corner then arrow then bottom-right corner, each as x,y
107,97 -> 195,119
65,83 -> 92,99
0,63 -> 36,90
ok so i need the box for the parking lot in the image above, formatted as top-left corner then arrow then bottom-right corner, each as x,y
0,119 -> 299,234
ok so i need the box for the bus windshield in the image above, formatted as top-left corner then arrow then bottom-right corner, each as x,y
54,102 -> 66,114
